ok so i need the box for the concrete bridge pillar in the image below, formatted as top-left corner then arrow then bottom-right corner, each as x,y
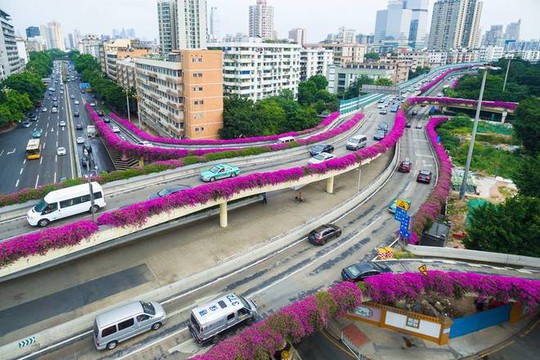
326,176 -> 335,194
501,110 -> 508,124
219,202 -> 228,228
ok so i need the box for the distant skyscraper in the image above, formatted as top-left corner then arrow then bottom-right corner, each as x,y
1,8 -> 25,80
177,0 -> 207,49
374,1 -> 412,47
25,26 -> 40,39
45,21 -> 64,50
249,0 -> 275,40
157,0 -> 178,53
483,25 -> 503,46
505,19 -> 521,41
126,28 -> 136,39
209,6 -> 220,42
289,28 -> 307,46
404,0 -> 429,49
428,0 -> 482,50
337,27 -> 356,44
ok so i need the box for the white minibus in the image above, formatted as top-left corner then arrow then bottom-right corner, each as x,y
27,182 -> 106,227
276,136 -> 295,144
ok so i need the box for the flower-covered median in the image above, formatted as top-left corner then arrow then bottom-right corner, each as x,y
407,96 -> 518,111
421,67 -> 470,92
195,271 -> 540,359
108,111 -> 341,145
0,111 -> 405,268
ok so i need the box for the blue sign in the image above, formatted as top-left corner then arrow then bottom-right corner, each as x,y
436,135 -> 441,143
80,83 -> 91,89
394,208 -> 409,222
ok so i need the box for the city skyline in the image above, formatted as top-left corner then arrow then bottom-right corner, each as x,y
4,0 -> 539,44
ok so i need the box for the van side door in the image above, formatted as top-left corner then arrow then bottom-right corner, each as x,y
226,312 -> 237,327
116,317 -> 137,342
136,314 -> 153,332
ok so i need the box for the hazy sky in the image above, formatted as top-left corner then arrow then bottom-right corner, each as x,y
3,0 -> 539,43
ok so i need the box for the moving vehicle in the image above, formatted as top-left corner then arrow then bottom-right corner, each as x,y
87,125 -> 97,137
378,122 -> 389,133
341,262 -> 391,282
398,160 -> 412,173
25,138 -> 42,160
93,301 -> 166,350
200,164 -> 240,182
276,136 -> 295,144
51,107 -> 58,113
74,111 -> 80,117
59,121 -> 66,127
137,141 -> 154,147
56,147 -> 66,156
147,185 -> 191,200
27,182 -> 106,227
390,104 -> 399,113
189,293 -> 257,344
32,130 -> 42,138
76,136 -> 85,144
309,143 -> 334,156
415,122 -> 422,129
76,123 -> 83,130
42,107 -> 48,112
308,152 -> 336,165
111,125 -> 121,133
346,134 -> 368,151
416,170 -> 433,184
308,224 -> 341,245
74,100 -> 80,105
21,121 -> 31,128
373,130 -> 385,140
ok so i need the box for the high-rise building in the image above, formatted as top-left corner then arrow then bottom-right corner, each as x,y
44,21 -> 64,50
337,27 -> 356,44
177,0 -> 207,49
299,48 -> 333,81
482,25 -> 503,46
428,0 -> 483,51
249,0 -> 274,40
374,1 -> 412,48
404,0 -> 429,49
135,50 -> 223,140
288,28 -> 307,46
0,8 -> 25,81
126,29 -> 136,39
208,6 -> 220,42
25,26 -> 40,39
505,20 -> 521,41
157,0 -> 178,53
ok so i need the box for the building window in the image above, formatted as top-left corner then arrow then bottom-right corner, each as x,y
194,99 -> 204,105
193,86 -> 203,92
195,127 -> 205,132
193,72 -> 203,77
192,57 -> 203,63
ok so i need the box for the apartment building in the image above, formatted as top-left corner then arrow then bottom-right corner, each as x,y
305,43 -> 366,66
327,63 -> 401,94
135,50 -> 223,140
79,34 -> 101,58
207,40 -> 301,101
99,39 -> 151,82
116,58 -> 137,90
157,0 -> 178,54
177,0 -> 207,49
300,48 -> 333,81
249,0 -> 274,40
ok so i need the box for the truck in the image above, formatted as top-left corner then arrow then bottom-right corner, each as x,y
87,125 -> 97,138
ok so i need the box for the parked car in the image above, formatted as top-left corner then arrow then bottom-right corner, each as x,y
388,198 -> 412,214
398,160 -> 412,173
373,130 -> 386,141
341,262 -> 391,282
32,130 -> 42,138
76,136 -> 85,144
416,170 -> 433,184
81,157 -> 88,167
76,123 -> 83,130
308,152 -> 336,165
147,185 -> 191,200
30,114 -> 38,121
21,121 -> 31,128
200,164 -> 240,182
308,224 -> 341,245
56,147 -> 66,156
309,143 -> 334,157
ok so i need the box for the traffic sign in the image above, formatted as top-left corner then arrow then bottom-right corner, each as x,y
418,265 -> 428,276
394,207 -> 408,221
396,198 -> 410,211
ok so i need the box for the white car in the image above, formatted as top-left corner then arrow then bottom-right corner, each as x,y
308,152 -> 336,165
76,136 -> 85,144
56,147 -> 66,156
51,107 -> 58,113
90,103 -> 96,107
74,100 -> 79,105
137,141 -> 154,147
111,125 -> 121,133
59,121 -> 66,127
42,107 -> 48,112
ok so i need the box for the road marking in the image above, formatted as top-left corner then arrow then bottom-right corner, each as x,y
40,157 -> 43,164
35,175 -> 39,189
252,217 -> 382,296
23,159 -> 26,165
517,269 -> 532,274
15,179 -> 19,187
54,172 -> 57,183
20,168 -> 23,175
43,143 -> 46,150
7,148 -> 16,155
0,149 -> 4,156
117,328 -> 190,360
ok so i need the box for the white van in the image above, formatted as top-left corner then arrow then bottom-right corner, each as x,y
346,134 -> 368,151
27,182 -> 106,227
189,293 -> 258,344
276,136 -> 295,144
93,301 -> 166,350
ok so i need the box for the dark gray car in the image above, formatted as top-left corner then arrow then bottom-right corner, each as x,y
147,185 -> 191,200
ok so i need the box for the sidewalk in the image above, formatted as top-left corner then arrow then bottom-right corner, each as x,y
332,314 -> 538,360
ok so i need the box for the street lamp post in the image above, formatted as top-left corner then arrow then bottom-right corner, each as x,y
459,66 -> 500,199
135,94 -> 141,128
125,88 -> 131,123
83,147 -> 96,222
502,59 -> 511,92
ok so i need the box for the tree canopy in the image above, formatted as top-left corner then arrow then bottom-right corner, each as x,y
513,96 -> 540,156
408,66 -> 430,80
339,75 -> 374,100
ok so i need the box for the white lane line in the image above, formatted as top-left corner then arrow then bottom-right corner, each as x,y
35,175 -> 39,189
56,140 -> 58,147
54,172 -> 57,183
43,143 -> 46,150
55,155 -> 58,163
15,179 -> 19,187
40,157 -> 43,165
0,149 -> 4,156
19,168 -> 23,175
23,158 -> 26,165
252,217 -> 382,296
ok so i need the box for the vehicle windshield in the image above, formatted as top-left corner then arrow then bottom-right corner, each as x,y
190,313 -> 201,332
209,166 -> 221,173
239,295 -> 252,310
157,189 -> 171,197
347,265 -> 361,277
420,170 -> 430,175
140,301 -> 156,315
34,199 -> 49,213
313,154 -> 325,160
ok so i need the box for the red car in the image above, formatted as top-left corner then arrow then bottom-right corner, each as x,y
398,160 -> 412,173
416,170 -> 433,184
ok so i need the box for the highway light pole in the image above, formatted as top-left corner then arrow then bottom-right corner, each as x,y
125,88 -> 131,123
502,59 -> 511,92
459,66 -> 500,199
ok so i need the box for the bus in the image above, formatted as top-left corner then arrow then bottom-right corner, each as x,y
27,182 -> 106,227
26,138 -> 42,160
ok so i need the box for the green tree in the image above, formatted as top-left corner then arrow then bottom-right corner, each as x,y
464,196 -> 540,257
365,52 -> 380,62
0,90 -> 33,126
513,155 -> 540,198
1,72 -> 46,105
513,96 -> 540,155
341,75 -> 374,100
309,75 -> 328,91
408,66 -> 430,80
375,78 -> 393,86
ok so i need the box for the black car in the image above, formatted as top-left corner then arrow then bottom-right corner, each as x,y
309,144 -> 334,157
96,109 -> 104,116
341,262 -> 391,282
76,123 -> 83,130
412,110 -> 418,116
74,111 -> 80,117
405,121 -> 412,128
147,185 -> 191,200
30,114 -> 38,121
103,117 -> 111,123
308,224 -> 341,245
20,120 -> 31,128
